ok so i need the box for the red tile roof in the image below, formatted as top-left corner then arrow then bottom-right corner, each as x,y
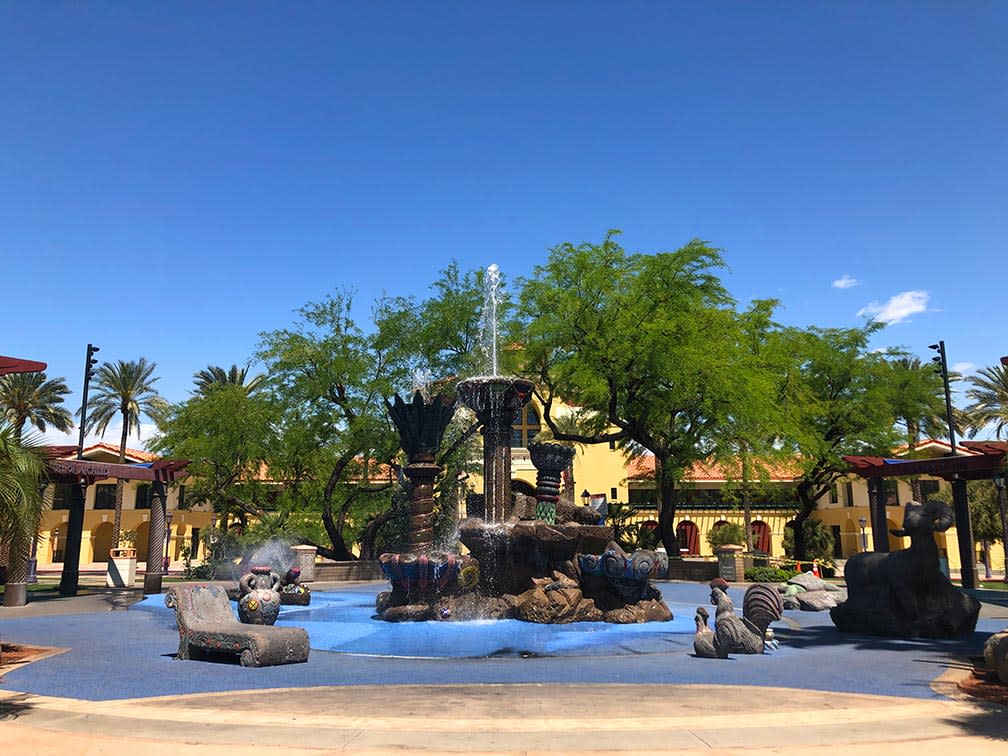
626,455 -> 801,482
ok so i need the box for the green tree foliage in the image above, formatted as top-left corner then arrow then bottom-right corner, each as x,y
516,231 -> 776,556
151,384 -> 278,532
85,358 -> 167,546
0,372 -> 73,440
192,364 -> 265,396
965,364 -> 1008,439
776,326 -> 904,559
257,291 -> 406,561
0,424 -> 48,585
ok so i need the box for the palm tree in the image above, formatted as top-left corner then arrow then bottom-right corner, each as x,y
0,372 -> 74,441
192,364 -> 265,396
965,365 -> 1008,439
86,358 -> 166,547
0,423 -> 47,605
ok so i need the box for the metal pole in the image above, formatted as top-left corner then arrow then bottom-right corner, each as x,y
929,341 -> 956,456
995,475 -> 1008,583
951,477 -> 978,590
76,344 -> 99,460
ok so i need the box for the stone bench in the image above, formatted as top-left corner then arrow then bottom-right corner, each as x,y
165,583 -> 309,667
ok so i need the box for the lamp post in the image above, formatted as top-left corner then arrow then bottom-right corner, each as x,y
581,489 -> 591,507
927,341 -> 957,456
76,344 -> 100,460
163,511 -> 173,573
858,516 -> 867,552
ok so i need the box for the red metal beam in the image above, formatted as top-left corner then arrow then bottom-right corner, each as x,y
46,458 -> 189,485
0,355 -> 47,375
845,449 -> 1006,481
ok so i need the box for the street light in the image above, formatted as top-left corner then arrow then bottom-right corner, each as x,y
858,516 -> 868,552
163,511 -> 173,573
581,489 -> 591,507
928,341 -> 957,456
76,343 -> 100,460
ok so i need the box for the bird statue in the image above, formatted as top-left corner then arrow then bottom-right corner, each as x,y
693,606 -> 721,658
742,583 -> 783,651
710,584 -> 766,655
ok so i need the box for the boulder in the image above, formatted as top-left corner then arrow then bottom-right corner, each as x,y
782,595 -> 801,611
796,590 -> 838,611
788,571 -> 829,592
983,629 -> 1008,684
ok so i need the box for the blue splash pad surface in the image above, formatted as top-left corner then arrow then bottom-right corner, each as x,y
132,584 -> 698,658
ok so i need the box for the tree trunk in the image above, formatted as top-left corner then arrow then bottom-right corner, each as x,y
741,453 -> 753,552
656,457 -> 680,556
320,505 -> 355,561
113,417 -> 129,547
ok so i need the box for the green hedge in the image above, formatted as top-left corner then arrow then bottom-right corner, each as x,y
744,566 -> 798,583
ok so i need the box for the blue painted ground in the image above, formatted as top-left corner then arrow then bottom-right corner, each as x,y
0,582 -> 1001,701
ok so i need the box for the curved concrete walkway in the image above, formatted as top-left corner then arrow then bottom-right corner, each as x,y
2,581 -> 1007,753
1,681 -> 1006,754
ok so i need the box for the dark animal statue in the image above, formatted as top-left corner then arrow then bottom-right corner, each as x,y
830,499 -> 980,637
693,606 -> 719,658
710,585 -> 767,655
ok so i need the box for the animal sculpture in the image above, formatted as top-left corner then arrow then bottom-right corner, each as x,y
710,585 -> 766,655
831,499 -> 980,637
693,606 -> 720,658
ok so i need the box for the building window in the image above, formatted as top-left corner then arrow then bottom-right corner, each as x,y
52,483 -> 74,510
135,484 -> 152,509
629,489 -> 657,508
829,484 -> 839,504
919,480 -> 941,499
510,405 -> 541,448
881,479 -> 899,507
177,485 -> 186,509
844,482 -> 854,507
610,487 -> 618,501
94,484 -> 116,510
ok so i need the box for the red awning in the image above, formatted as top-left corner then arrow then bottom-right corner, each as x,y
0,355 -> 48,375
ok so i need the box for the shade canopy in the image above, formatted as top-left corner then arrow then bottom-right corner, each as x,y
0,354 -> 47,375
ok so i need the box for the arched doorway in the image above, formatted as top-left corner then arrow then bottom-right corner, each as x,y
135,522 -> 150,564
91,521 -> 114,562
676,520 -> 700,555
512,479 -> 536,498
750,520 -> 771,554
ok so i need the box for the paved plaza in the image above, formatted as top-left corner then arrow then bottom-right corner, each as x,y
2,580 -> 1007,754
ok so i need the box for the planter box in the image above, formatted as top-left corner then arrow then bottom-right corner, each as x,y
107,553 -> 137,588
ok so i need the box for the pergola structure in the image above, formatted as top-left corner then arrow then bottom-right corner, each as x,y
845,441 -> 1008,590
0,354 -> 48,375
46,457 -> 189,596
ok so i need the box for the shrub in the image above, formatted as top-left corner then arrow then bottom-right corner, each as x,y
745,565 -> 798,583
782,518 -> 834,561
706,522 -> 746,550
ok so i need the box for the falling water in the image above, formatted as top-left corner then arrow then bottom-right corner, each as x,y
411,367 -> 434,401
481,263 -> 502,376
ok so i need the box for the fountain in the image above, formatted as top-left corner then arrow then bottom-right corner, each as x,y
375,264 -> 672,624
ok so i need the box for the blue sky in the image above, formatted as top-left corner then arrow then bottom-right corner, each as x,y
2,3 -> 1005,447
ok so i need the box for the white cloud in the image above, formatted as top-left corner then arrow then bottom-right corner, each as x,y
832,274 -> 859,289
952,362 -> 976,374
856,290 -> 929,324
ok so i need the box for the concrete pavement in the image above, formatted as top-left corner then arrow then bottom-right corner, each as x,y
2,582 -> 1007,753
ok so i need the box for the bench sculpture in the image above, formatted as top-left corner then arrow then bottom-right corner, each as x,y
830,500 -> 980,637
165,583 -> 310,667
